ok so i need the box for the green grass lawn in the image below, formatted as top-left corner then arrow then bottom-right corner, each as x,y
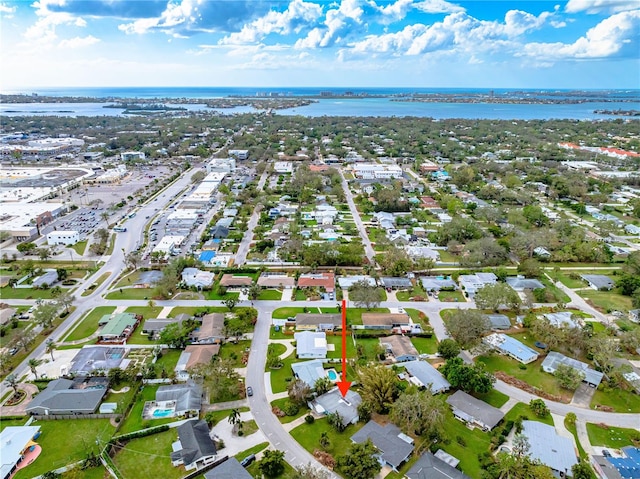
0,287 -> 57,299
235,442 -> 269,462
438,250 -> 459,263
410,336 -> 438,354
105,288 -> 154,300
552,271 -> 586,289
290,417 -> 364,464
82,271 -> 111,296
591,387 -> 640,413
71,240 -> 88,255
271,397 -> 309,423
473,389 -> 510,409
272,307 -> 314,319
155,349 -> 182,371
64,306 -> 116,342
396,285 -> 426,301
258,289 -> 282,300
219,340 -> 251,368
477,354 -> 572,403
586,423 -> 640,448
565,419 -> 587,459
0,418 -> 28,431
112,428 -> 185,479
578,290 -> 633,313
168,306 -> 228,317
503,401 -> 554,426
117,385 -> 180,435
267,343 -> 287,358
13,419 -> 115,479
125,306 -> 164,318
539,277 -> 571,303
205,290 -> 240,300
347,307 -> 388,326
112,271 -> 143,288
270,352 -> 299,393
294,289 -> 308,300
438,290 -> 466,302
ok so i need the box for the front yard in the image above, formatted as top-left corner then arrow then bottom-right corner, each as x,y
586,423 -> 640,448
578,290 -> 633,313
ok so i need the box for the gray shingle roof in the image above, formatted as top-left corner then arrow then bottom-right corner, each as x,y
26,378 -> 105,414
291,360 -> 326,387
581,274 -> 615,290
522,421 -> 578,473
406,452 -> 471,479
403,360 -> 450,394
312,388 -> 362,424
156,381 -> 202,413
446,390 -> 505,430
541,351 -> 603,387
204,458 -> 252,479
351,421 -> 414,469
171,420 -> 216,468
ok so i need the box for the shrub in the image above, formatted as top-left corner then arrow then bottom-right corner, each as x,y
305,414 -> 315,424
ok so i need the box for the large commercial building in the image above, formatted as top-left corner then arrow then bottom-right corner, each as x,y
353,163 -> 403,180
46,230 -> 80,246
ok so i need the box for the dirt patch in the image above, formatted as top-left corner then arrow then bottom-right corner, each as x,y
495,371 -> 570,403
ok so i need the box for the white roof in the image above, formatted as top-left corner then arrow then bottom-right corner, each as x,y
522,421 -> 578,473
0,426 -> 41,478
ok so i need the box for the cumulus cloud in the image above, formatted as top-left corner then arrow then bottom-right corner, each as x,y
565,0 -> 639,14
523,9 -> 640,58
59,35 -> 101,49
36,0 -> 168,18
220,0 -> 323,45
346,8 -> 553,57
118,0 -> 268,36
294,0 -> 366,48
25,1 -> 88,45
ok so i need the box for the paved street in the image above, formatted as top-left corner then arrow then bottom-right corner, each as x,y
339,169 -> 376,264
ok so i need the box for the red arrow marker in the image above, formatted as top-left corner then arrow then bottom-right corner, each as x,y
336,298 -> 352,397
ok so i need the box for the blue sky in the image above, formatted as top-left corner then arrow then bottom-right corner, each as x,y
1,0 -> 638,89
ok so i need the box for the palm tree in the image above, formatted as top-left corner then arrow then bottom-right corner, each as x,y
28,358 -> 42,379
228,408 -> 241,433
4,374 -> 18,394
100,211 -> 110,226
46,339 -> 56,362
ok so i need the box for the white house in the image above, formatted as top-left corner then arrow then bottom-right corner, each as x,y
47,230 -> 80,246
294,331 -> 327,359
353,163 -> 402,180
274,161 -> 294,174
181,268 -> 215,289
153,235 -> 185,257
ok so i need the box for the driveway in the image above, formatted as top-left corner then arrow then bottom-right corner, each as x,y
571,384 -> 597,409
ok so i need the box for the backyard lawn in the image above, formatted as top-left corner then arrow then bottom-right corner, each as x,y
270,352 -> 300,393
410,336 -> 438,355
290,417 -> 364,464
13,419 -> 115,479
118,384 -> 179,435
438,290 -> 466,302
64,306 -> 116,342
586,423 -> 640,448
578,290 -> 633,313
271,397 -> 309,423
219,340 -> 252,368
473,389 -> 510,409
111,428 -> 184,479
476,354 -> 572,403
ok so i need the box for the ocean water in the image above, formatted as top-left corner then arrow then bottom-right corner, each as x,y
1,87 -> 638,120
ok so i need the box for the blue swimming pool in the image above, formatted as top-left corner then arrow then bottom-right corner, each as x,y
152,408 -> 174,418
326,369 -> 338,381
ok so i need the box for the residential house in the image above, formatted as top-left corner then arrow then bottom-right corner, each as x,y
485,314 -> 511,330
142,317 -> 185,338
175,344 -> 220,380
361,312 -> 410,330
542,351 -> 604,388
625,224 -> 640,235
593,447 -> 640,479
297,272 -> 335,293
193,313 -> 225,344
310,388 -> 362,425
629,309 -> 640,323
293,313 -> 342,332
533,246 -> 551,258
379,277 -> 413,290
26,378 -> 108,415
521,421 -> 578,476
483,333 -> 539,364
155,381 -> 202,416
419,196 -> 439,209
351,421 -> 414,472
420,276 -> 457,291
291,359 -> 327,388
98,313 -> 139,343
203,458 -> 252,479
338,275 -> 376,289
380,335 -> 419,362
257,273 -> 295,289
181,268 -> 215,289
458,273 -> 497,298
505,277 -> 545,292
68,346 -> 127,376
198,250 -> 218,266
0,425 -> 41,479
402,360 -> 450,394
171,420 -> 217,471
544,312 -> 580,329
581,274 -> 615,291
0,307 -> 16,326
294,331 -> 328,359
405,246 -> 440,261
208,225 -> 229,239
32,269 -> 59,288
405,452 -> 471,479
446,390 -> 505,431
219,274 -> 253,289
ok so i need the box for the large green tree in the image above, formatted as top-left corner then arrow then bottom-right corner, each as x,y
357,364 -> 399,414
258,450 -> 286,478
445,309 -> 491,349
440,357 -> 495,394
337,440 -> 381,479
474,282 -> 521,312
390,389 -> 446,437
349,280 -> 385,310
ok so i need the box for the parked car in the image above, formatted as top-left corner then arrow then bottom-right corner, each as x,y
246,386 -> 253,397
240,454 -> 255,467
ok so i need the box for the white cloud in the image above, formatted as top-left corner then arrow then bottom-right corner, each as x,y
413,0 -> 465,14
565,0 -> 639,14
23,1 -> 87,47
220,0 -> 323,45
523,9 -> 640,58
295,0 -> 365,48
0,2 -> 16,18
551,20 -> 567,28
59,35 -> 100,49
